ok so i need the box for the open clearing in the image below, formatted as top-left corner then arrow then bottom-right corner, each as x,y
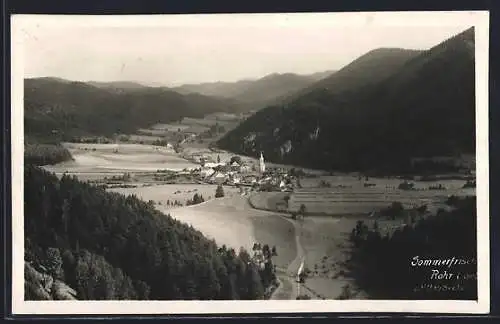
109,184 -> 240,208
169,196 -> 298,269
105,187 -> 297,269
43,143 -> 199,180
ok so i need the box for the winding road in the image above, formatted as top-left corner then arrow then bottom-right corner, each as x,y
270,215 -> 306,300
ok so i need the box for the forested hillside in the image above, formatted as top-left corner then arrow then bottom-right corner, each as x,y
345,196 -> 477,299
24,142 -> 73,166
24,77 -> 242,142
217,28 -> 475,174
24,166 -> 277,300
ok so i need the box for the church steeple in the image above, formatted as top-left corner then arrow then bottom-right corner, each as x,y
259,152 -> 266,173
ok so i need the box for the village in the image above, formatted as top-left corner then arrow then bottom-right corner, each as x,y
179,150 -> 297,194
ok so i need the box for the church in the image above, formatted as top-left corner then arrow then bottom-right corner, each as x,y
259,152 -> 266,173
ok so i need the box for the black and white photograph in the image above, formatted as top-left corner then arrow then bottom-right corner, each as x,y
11,11 -> 490,314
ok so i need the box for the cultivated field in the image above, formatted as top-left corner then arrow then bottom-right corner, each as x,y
288,186 -> 474,215
299,174 -> 473,190
43,143 -> 199,180
249,174 -> 475,216
109,184 -> 240,208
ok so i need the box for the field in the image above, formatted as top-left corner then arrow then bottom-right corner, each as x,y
249,174 -> 475,216
170,196 -> 297,268
104,188 -> 297,268
43,143 -> 199,180
298,216 -> 364,299
248,192 -> 289,212
136,115 -> 241,137
299,174 -> 472,190
109,184 -> 240,209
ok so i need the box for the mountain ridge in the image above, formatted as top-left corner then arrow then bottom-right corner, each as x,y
24,77 -> 243,141
216,27 -> 475,174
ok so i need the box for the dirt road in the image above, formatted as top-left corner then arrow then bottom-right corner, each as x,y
270,215 -> 306,300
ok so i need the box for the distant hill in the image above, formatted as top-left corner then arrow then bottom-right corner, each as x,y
306,70 -> 337,82
24,77 -> 242,141
87,80 -> 148,91
172,71 -> 336,111
217,27 -> 475,175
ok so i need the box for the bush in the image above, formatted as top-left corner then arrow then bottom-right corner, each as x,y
186,193 -> 205,206
398,181 -> 415,190
215,185 -> 225,198
338,284 -> 353,300
463,180 -> 476,188
381,201 -> 405,219
319,180 -> 331,188
296,294 -> 311,300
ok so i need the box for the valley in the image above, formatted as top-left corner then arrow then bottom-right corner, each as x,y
40,109 -> 476,300
22,25 -> 478,302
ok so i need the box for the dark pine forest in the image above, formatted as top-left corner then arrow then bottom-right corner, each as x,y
25,165 -> 276,300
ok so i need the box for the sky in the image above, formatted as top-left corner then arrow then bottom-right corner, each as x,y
15,13 -> 475,87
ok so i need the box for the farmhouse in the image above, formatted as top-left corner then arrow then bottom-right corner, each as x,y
200,167 -> 215,178
210,172 -> 227,184
230,161 -> 241,172
239,164 -> 252,173
229,175 -> 242,185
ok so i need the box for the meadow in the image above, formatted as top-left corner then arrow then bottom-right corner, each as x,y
43,142 -> 199,180
109,183 -> 239,208
105,190 -> 298,269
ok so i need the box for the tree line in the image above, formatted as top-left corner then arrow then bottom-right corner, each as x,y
344,196 -> 477,300
24,165 -> 277,300
24,142 -> 74,166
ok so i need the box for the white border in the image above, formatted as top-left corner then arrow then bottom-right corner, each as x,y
11,11 -> 490,315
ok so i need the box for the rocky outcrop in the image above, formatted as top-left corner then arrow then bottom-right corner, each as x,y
25,261 -> 77,300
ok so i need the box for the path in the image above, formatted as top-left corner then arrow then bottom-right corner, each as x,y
270,213 -> 306,300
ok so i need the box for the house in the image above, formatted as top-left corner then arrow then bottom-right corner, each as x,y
242,175 -> 258,184
211,172 -> 227,184
230,175 -> 241,185
239,164 -> 252,173
200,167 -> 216,178
213,164 -> 232,173
230,161 -> 241,172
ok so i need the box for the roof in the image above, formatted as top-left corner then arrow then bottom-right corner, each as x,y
205,162 -> 225,168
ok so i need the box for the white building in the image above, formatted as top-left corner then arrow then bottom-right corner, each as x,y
240,164 -> 252,173
211,172 -> 227,184
200,167 -> 216,178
